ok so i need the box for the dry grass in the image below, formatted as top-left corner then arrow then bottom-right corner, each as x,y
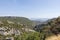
45,34 -> 60,40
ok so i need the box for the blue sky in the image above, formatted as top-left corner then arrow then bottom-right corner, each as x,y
0,0 -> 60,18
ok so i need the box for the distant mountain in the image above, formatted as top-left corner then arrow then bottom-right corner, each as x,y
30,18 -> 49,22
30,18 -> 49,25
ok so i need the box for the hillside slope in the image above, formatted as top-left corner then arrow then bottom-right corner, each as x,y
0,16 -> 32,24
34,16 -> 60,40
0,16 -> 34,29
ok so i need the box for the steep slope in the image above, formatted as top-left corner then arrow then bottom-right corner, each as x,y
34,17 -> 60,34
34,16 -> 60,40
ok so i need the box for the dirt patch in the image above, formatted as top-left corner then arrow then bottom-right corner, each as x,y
45,34 -> 60,40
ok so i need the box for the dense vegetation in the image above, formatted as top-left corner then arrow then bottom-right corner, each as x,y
0,16 -> 41,40
0,16 -> 60,40
34,17 -> 60,39
0,16 -> 34,29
